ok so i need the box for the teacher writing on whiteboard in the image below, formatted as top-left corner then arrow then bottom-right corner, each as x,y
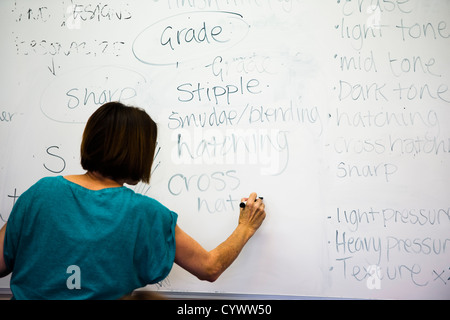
0,102 -> 266,299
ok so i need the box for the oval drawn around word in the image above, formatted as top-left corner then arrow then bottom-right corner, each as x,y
132,11 -> 250,66
40,65 -> 147,124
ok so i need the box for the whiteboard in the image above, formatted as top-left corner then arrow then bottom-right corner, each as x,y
1,0 -> 449,299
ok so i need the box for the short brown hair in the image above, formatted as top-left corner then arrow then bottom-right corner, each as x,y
80,102 -> 157,184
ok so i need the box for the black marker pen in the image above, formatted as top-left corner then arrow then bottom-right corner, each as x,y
240,197 -> 263,209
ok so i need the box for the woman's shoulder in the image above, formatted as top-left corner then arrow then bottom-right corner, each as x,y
128,191 -> 169,211
22,176 -> 62,195
8,176 -> 63,213
37,175 -> 62,186
127,191 -> 178,221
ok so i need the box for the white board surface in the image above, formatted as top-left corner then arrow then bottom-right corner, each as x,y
0,0 -> 449,299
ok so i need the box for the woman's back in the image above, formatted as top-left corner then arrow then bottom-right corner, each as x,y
3,176 -> 177,299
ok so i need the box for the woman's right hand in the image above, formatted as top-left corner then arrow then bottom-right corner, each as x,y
238,192 -> 266,234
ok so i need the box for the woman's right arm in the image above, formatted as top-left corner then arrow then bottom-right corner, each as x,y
174,192 -> 266,282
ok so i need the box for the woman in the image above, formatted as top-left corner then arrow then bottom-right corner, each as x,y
0,102 -> 266,299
